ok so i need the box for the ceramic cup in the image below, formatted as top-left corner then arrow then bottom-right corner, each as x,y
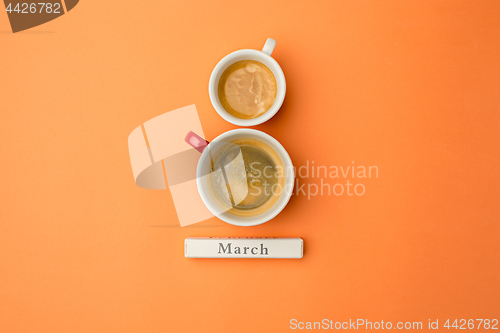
185,129 -> 294,226
208,38 -> 286,127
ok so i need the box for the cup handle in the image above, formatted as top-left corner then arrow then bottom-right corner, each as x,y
262,38 -> 277,56
185,131 -> 210,153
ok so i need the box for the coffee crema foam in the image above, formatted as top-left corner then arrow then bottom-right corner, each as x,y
208,138 -> 284,217
218,60 -> 277,119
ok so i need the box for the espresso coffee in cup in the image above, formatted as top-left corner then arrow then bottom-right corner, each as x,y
218,61 -> 278,119
208,138 -> 284,217
209,38 -> 286,127
189,129 -> 294,226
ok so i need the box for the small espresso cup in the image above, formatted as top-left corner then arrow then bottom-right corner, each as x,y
209,38 -> 286,127
186,129 -> 294,226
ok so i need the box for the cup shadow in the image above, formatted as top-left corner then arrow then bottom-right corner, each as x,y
149,224 -> 224,228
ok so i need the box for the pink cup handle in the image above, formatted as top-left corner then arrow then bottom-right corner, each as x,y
185,131 -> 210,153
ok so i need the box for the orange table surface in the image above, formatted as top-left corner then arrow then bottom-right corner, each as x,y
1,1 -> 499,332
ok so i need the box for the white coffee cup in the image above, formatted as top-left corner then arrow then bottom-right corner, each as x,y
208,38 -> 286,127
186,129 -> 294,226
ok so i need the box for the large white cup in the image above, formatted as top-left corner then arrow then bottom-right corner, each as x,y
187,129 -> 294,226
209,38 -> 286,127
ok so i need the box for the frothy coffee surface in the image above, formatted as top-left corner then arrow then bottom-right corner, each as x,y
218,60 -> 277,119
209,138 -> 284,217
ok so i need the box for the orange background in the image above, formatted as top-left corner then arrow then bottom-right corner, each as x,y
1,1 -> 499,332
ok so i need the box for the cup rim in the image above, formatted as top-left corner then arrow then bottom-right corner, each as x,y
209,49 -> 286,127
196,129 -> 294,226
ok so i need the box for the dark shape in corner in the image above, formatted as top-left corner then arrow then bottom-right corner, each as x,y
65,0 -> 78,12
3,0 -> 79,33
